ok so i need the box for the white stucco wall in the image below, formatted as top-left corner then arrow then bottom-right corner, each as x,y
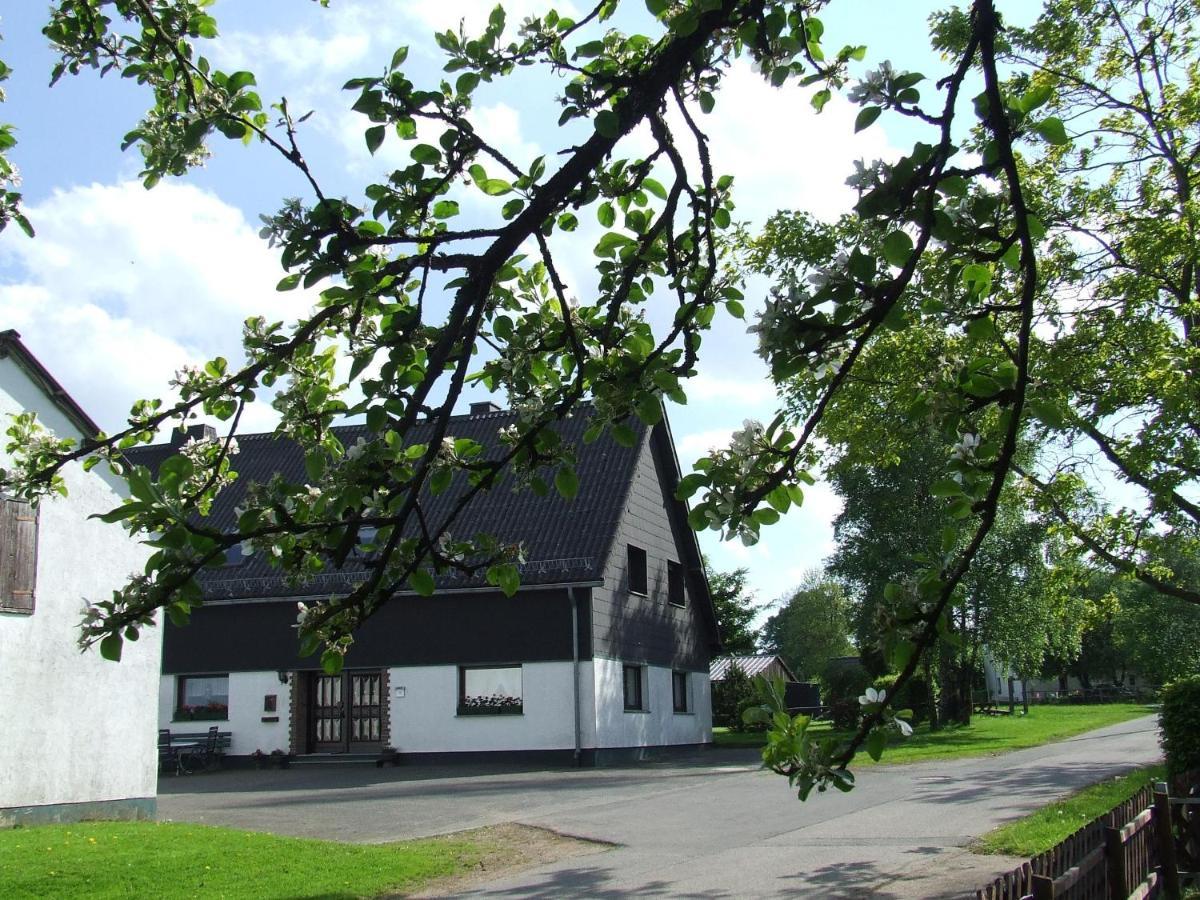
593,656 -> 711,749
0,356 -> 159,815
158,672 -> 290,756
387,661 -> 579,753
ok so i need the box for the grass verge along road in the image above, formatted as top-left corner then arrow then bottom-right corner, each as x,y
0,820 -> 570,899
974,763 -> 1166,857
714,703 -> 1153,765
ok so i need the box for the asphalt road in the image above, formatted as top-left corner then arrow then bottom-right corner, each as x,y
158,714 -> 1161,898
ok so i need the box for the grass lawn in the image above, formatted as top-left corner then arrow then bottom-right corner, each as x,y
713,703 -> 1153,767
975,763 -> 1167,857
0,820 -> 495,899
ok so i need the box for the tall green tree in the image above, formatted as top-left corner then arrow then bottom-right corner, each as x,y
759,569 -> 854,680
705,559 -> 761,655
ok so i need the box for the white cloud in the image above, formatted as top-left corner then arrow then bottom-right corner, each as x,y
675,429 -> 725,462
686,372 -> 777,406
401,0 -> 580,34
0,181 -> 307,433
684,61 -> 900,226
215,20 -> 372,79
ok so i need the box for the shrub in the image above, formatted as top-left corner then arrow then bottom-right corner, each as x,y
712,661 -> 757,731
872,673 -> 930,724
1160,674 -> 1200,778
822,659 -> 871,731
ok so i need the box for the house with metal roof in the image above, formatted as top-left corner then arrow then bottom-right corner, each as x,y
709,654 -> 798,683
136,402 -> 720,765
0,330 -> 158,825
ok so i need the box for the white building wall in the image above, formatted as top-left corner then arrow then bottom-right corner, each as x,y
158,672 -> 290,756
592,656 -> 711,749
0,356 -> 158,819
387,661 -> 578,753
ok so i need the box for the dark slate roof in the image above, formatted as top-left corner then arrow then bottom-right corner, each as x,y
710,654 -> 798,682
126,406 -> 643,600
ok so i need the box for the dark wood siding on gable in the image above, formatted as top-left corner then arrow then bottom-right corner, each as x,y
163,587 -> 592,674
591,427 -> 714,671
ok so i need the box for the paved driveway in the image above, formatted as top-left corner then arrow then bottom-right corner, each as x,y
158,715 -> 1160,898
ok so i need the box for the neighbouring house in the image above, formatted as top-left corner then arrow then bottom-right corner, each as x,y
981,651 -> 1145,704
710,654 -> 798,684
0,330 -> 158,826
133,402 -> 720,765
710,654 -> 821,712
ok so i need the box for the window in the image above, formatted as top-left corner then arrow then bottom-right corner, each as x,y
351,526 -> 378,560
0,497 -> 38,615
458,665 -> 523,715
222,545 -> 245,567
623,664 -> 645,711
672,671 -> 690,713
667,561 -> 685,607
627,545 -> 647,595
176,675 -> 229,721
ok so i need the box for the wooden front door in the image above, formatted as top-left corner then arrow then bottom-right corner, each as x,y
308,671 -> 384,753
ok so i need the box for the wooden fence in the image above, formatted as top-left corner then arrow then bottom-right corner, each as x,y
975,775 -> 1199,900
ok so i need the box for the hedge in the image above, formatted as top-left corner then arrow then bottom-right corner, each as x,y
1160,674 -> 1200,778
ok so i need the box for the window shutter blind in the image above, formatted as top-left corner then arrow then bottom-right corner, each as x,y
1,498 -> 38,613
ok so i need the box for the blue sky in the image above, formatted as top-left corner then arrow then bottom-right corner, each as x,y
0,1 -> 1040,616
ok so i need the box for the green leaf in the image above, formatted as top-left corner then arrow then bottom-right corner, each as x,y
490,563 -> 520,597
961,263 -> 992,296
595,110 -> 620,138
930,478 -> 964,498
698,92 -> 715,114
321,649 -> 345,675
411,143 -> 442,165
676,473 -> 706,500
866,729 -> 886,761
947,497 -> 973,519
99,634 -> 123,662
597,202 -> 616,228
1028,398 -> 1066,430
456,72 -> 480,95
409,569 -> 435,596
555,466 -> 579,500
612,423 -> 637,447
881,230 -> 913,268
276,274 -> 301,292
811,88 -> 831,112
482,179 -> 511,196
642,178 -> 668,200
1019,82 -> 1053,113
967,316 -> 995,340
1033,117 -> 1069,146
855,106 -> 882,132
304,449 -> 325,482
364,125 -> 385,155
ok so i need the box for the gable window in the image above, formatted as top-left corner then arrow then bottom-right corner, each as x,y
667,561 -> 685,607
175,674 -> 229,721
623,664 -> 645,712
672,671 -> 690,713
627,545 -> 647,595
0,498 -> 38,615
458,665 -> 523,715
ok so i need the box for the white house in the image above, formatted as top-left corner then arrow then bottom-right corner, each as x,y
135,402 -> 720,765
0,330 -> 158,826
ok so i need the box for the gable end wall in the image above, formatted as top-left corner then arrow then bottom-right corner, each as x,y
591,428 -> 712,671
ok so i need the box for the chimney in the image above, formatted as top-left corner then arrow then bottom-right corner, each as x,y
170,423 -> 217,447
469,401 -> 502,416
